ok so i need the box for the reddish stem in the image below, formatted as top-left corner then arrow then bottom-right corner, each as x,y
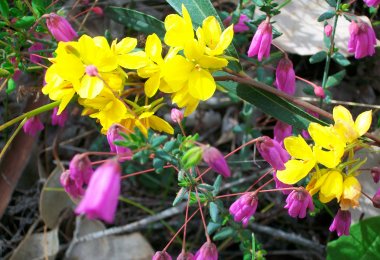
245,168 -> 273,192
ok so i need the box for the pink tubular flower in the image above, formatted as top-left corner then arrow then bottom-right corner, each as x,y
372,188 -> 380,208
273,121 -> 292,145
224,14 -> 250,33
202,146 -> 231,178
107,124 -> 133,161
28,42 -> 44,64
51,107 -> 68,127
329,209 -> 351,236
23,116 -> 44,136
177,252 -> 195,260
275,58 -> 296,95
171,108 -> 184,124
256,136 -> 290,170
60,170 -> 85,198
153,251 -> 172,260
324,24 -> 333,37
363,0 -> 380,7
69,154 -> 93,186
371,167 -> 380,183
273,171 -> 292,195
45,13 -> 77,42
247,20 -> 272,61
229,192 -> 258,226
75,160 -> 121,223
348,20 -> 377,59
284,189 -> 314,218
194,241 -> 218,260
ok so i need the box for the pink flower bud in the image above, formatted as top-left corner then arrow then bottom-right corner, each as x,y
85,65 -> 99,77
371,167 -> 380,183
273,121 -> 292,145
152,251 -> 172,260
273,171 -> 292,195
329,209 -> 351,236
348,20 -> 377,59
45,13 -> 78,42
194,241 -> 218,260
202,146 -> 231,178
75,160 -> 121,223
363,0 -> 380,7
60,170 -> 84,198
177,252 -> 195,260
171,108 -> 184,124
28,42 -> 44,64
107,124 -> 133,162
223,14 -> 250,33
69,154 -> 93,187
23,116 -> 44,136
324,24 -> 333,37
229,192 -> 258,226
314,86 -> 325,98
256,136 -> 290,170
275,58 -> 296,95
51,107 -> 68,127
372,188 -> 380,208
91,7 -> 104,16
247,20 -> 272,61
284,189 -> 314,218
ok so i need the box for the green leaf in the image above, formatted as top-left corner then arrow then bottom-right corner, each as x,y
13,16 -> 36,29
213,227 -> 236,241
166,0 -> 241,71
6,78 -> 16,94
209,202 -> 219,222
151,135 -> 167,147
327,217 -> 380,259
105,7 -> 166,38
0,0 -> 9,18
326,70 -> 346,88
212,175 -> 222,196
252,0 -> 265,7
207,221 -> 221,235
173,187 -> 187,206
32,0 -> 49,17
153,158 -> 165,173
198,183 -> 214,191
325,0 -> 337,7
332,52 -> 351,66
181,146 -> 203,170
317,10 -> 336,22
309,51 -> 327,64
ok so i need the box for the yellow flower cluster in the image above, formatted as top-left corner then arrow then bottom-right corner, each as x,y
42,4 -> 234,134
277,106 -> 372,210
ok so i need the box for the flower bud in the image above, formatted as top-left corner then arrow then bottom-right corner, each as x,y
371,167 -> 380,183
45,13 -> 78,42
372,188 -> 380,208
194,241 -> 218,260
275,58 -> 296,95
324,24 -> 333,37
348,20 -> 376,59
284,189 -> 314,218
247,20 -> 272,61
69,154 -> 93,186
91,7 -> 104,16
314,86 -> 325,98
223,14 -> 250,33
23,116 -> 44,136
329,209 -> 351,236
256,136 -> 290,170
60,170 -> 84,198
153,251 -> 172,260
202,146 -> 231,178
51,107 -> 68,127
171,108 -> 184,124
229,192 -> 258,226
181,146 -> 203,170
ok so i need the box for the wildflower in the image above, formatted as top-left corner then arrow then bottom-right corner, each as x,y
273,120 -> 292,145
340,177 -> 361,210
75,160 -> 121,223
171,108 -> 184,124
313,86 -> 325,98
284,189 -> 314,218
371,167 -> 380,183
223,14 -> 250,33
333,105 -> 372,143
273,171 -> 293,195
202,146 -> 231,178
372,188 -> 380,208
324,24 -> 333,37
363,0 -> 380,7
23,116 -> 44,136
51,107 -> 68,127
256,136 -> 290,171
153,251 -> 172,260
308,170 -> 343,203
229,192 -> 258,226
275,58 -> 296,95
28,42 -> 44,64
60,170 -> 84,198
91,6 -> 104,16
329,209 -> 351,236
177,252 -> 195,260
348,20 -> 377,59
106,124 -> 132,161
276,136 -> 316,184
247,20 -> 272,61
45,13 -> 77,42
194,241 -> 218,260
69,154 -> 93,186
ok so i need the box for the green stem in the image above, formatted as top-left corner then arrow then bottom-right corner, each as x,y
0,101 -> 60,132
0,118 -> 27,160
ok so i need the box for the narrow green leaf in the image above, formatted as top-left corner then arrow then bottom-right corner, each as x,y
153,158 -> 165,173
309,51 -> 327,64
252,0 -> 265,6
213,227 -> 236,241
317,10 -> 336,22
13,16 -> 36,29
198,183 -> 215,191
151,135 -> 167,147
209,202 -> 219,222
0,0 -> 9,19
332,52 -> 351,66
325,0 -> 337,7
173,187 -> 187,206
212,175 -> 223,196
207,221 -> 221,235
326,70 -> 346,88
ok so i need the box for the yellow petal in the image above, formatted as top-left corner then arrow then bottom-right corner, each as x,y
146,33 -> 163,64
144,72 -> 161,97
283,136 -> 313,160
340,176 -> 361,210
319,171 -> 343,203
210,24 -> 234,56
55,53 -> 84,81
115,37 -> 137,54
77,75 -> 104,99
354,110 -> 372,137
197,55 -> 228,69
164,5 -> 194,49
333,105 -> 354,126
276,159 -> 315,184
201,16 -> 221,49
313,146 -> 344,168
188,68 -> 216,100
149,115 -> 174,134
117,51 -> 148,69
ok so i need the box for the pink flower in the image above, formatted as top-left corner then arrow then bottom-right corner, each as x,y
372,188 -> 380,208
256,136 -> 290,170
363,0 -> 380,7
371,167 -> 380,183
171,108 -> 184,124
348,20 -> 377,59
23,116 -> 44,136
329,209 -> 351,236
275,58 -> 296,95
60,170 -> 85,198
284,189 -> 314,218
28,42 -> 44,64
229,192 -> 258,226
273,171 -> 293,195
314,86 -> 325,98
51,107 -> 68,127
75,160 -> 121,223
153,251 -> 172,260
177,252 -> 194,260
69,154 -> 93,187
324,24 -> 333,37
224,14 -> 250,33
194,242 -> 218,260
247,20 -> 272,61
273,120 -> 292,145
45,13 -> 77,42
91,7 -> 104,16
202,146 -> 231,178
107,124 -> 133,162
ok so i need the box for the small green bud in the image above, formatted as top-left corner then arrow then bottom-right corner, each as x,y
181,146 -> 203,170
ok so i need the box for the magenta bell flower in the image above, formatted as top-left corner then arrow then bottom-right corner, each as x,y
60,170 -> 85,198
69,154 -> 93,186
284,189 -> 314,218
329,209 -> 351,236
51,107 -> 68,127
348,20 -> 377,59
275,58 -> 296,95
372,188 -> 380,208
75,160 -> 121,223
324,24 -> 333,37
45,13 -> 77,42
28,42 -> 44,64
229,192 -> 258,226
177,252 -> 194,260
202,146 -> 231,178
363,0 -> 380,7
23,116 -> 44,136
273,121 -> 292,145
153,251 -> 172,260
194,241 -> 218,260
224,14 -> 250,33
247,20 -> 272,61
107,124 -> 133,162
273,171 -> 292,195
256,136 -> 290,170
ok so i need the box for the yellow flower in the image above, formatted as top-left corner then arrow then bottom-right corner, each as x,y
111,37 -> 148,69
333,105 -> 372,143
339,176 -> 361,210
276,136 -> 316,184
308,170 -> 343,203
308,123 -> 346,168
